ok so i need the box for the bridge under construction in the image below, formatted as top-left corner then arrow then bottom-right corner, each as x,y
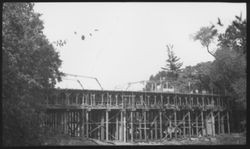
45,88 -> 231,143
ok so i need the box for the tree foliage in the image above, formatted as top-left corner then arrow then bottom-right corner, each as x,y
2,3 -> 63,146
161,44 -> 183,80
147,15 -> 246,113
193,26 -> 218,57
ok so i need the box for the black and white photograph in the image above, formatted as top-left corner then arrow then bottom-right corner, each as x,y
2,2 -> 246,146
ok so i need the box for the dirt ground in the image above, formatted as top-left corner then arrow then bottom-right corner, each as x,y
42,133 -> 246,146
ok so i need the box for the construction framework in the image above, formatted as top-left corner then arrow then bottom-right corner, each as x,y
44,89 -> 231,142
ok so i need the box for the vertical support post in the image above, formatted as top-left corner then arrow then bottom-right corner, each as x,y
62,111 -> 64,135
196,112 -> 199,137
159,111 -> 162,139
139,114 -> 142,140
55,112 -> 57,133
155,112 -> 158,140
69,111 -> 71,136
86,110 -> 89,138
174,111 -> 177,138
218,111 -> 221,134
124,111 -> 126,142
131,111 -> 133,142
66,93 -> 70,105
221,115 -> 225,134
227,111 -> 230,134
144,110 -> 147,141
97,112 -> 100,140
202,97 -> 205,109
101,94 -> 104,105
211,111 -> 215,136
110,95 -> 112,106
65,111 -> 67,135
183,112 -> 186,138
116,95 -> 118,106
169,114 -> 172,139
101,111 -> 104,140
188,111 -> 191,138
90,94 -> 92,106
80,110 -> 84,137
201,111 -> 204,136
120,110 -> 123,141
106,110 -> 109,141
161,95 -> 163,107
116,113 -> 119,140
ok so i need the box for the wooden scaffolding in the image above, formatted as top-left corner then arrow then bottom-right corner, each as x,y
44,89 -> 231,142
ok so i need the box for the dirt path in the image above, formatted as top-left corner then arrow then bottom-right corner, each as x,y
43,133 -> 246,145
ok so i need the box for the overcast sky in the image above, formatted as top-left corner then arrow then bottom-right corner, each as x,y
34,2 -> 246,90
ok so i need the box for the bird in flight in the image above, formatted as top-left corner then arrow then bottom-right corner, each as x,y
81,35 -> 85,40
217,18 -> 223,26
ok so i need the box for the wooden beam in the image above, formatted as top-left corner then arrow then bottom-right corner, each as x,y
101,94 -> 104,105
227,111 -> 230,134
155,112 -> 158,140
218,111 -> 221,134
174,111 -> 177,138
101,111 -> 104,140
116,113 -> 119,140
93,94 -> 96,106
221,115 -> 225,134
144,111 -> 147,141
124,111 -> 126,142
120,111 -> 123,141
188,111 -> 191,138
196,112 -> 198,137
139,114 -> 142,140
161,95 -> 163,107
169,114 -> 172,139
64,111 -> 67,135
183,112 -> 186,138
201,111 -> 204,136
116,95 -> 118,106
211,111 -> 215,136
131,111 -> 133,142
159,111 -> 162,139
86,110 -> 89,138
106,110 -> 109,141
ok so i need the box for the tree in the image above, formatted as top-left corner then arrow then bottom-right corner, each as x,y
193,25 -> 218,57
193,15 -> 246,132
2,3 -> 63,146
161,44 -> 183,80
218,14 -> 246,55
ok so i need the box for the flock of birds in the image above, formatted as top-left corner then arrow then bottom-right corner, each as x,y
53,13 -> 242,48
53,28 -> 99,47
78,28 -> 99,41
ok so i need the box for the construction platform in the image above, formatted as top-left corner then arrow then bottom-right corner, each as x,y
44,89 -> 231,142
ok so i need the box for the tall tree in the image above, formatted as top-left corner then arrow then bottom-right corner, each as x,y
161,44 -> 183,80
2,3 -> 63,146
